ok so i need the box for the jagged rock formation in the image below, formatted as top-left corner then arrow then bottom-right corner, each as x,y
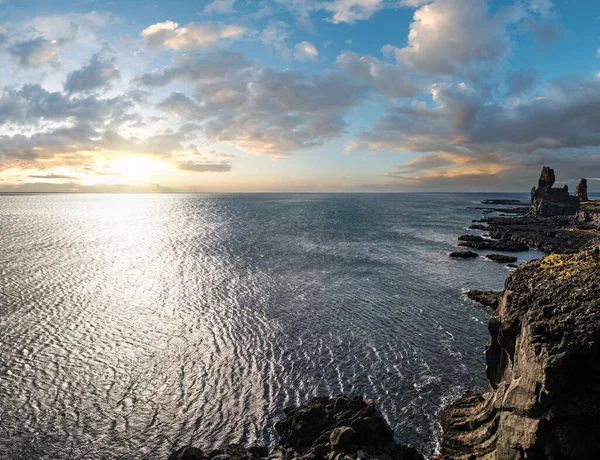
466,290 -> 500,310
477,216 -> 597,254
484,254 -> 517,264
437,250 -> 600,460
530,167 -> 580,217
169,396 -> 424,460
577,201 -> 600,225
575,178 -> 588,202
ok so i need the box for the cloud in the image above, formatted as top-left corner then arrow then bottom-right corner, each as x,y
384,0 -> 524,77
336,51 -> 418,98
24,11 -> 110,43
520,18 -> 562,46
505,68 -> 540,97
28,173 -> 79,179
176,161 -> 232,172
325,0 -> 384,24
173,147 -> 234,172
203,0 -> 237,15
528,0 -> 553,16
260,20 -> 293,59
64,53 -> 121,93
7,38 -> 60,68
134,51 -> 252,87
0,25 -> 7,45
155,66 -> 368,156
356,74 -> 600,188
294,41 -> 318,61
272,0 -> 384,24
140,20 -> 247,51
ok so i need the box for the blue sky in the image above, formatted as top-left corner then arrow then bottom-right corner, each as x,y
0,0 -> 599,192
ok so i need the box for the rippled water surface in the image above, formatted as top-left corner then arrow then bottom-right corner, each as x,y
0,193 -> 544,459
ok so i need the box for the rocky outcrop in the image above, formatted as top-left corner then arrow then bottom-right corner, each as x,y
577,201 -> 600,225
530,167 -> 580,217
575,178 -> 588,202
170,396 -> 424,460
275,396 -> 423,460
458,238 -> 529,252
437,250 -> 600,460
484,254 -> 517,264
466,290 -> 500,310
477,216 -> 597,254
450,251 -> 479,259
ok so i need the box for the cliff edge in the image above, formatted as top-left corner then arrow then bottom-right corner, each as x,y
437,250 -> 600,459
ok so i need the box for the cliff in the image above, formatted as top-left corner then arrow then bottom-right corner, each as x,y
437,250 -> 600,459
529,167 -> 580,217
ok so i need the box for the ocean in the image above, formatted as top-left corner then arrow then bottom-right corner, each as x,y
0,193 -> 544,459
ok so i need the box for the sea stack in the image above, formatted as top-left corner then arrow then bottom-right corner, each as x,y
575,178 -> 589,202
529,166 -> 580,217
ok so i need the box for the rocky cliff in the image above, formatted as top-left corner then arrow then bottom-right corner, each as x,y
437,250 -> 600,459
530,167 -> 580,217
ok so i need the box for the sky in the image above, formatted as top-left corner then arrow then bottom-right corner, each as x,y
0,0 -> 599,192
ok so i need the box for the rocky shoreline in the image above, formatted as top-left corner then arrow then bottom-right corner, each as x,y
169,168 -> 600,460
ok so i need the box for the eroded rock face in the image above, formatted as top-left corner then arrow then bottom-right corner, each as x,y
274,396 -> 423,460
575,178 -> 589,202
530,167 -> 580,217
170,396 -> 424,460
437,250 -> 600,460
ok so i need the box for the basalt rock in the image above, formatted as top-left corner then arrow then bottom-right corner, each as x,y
458,239 -> 529,252
530,167 -> 580,217
485,254 -> 517,264
170,396 -> 424,460
466,290 -> 500,310
575,178 -> 589,202
450,251 -> 479,259
478,216 -> 597,254
437,250 -> 600,460
274,396 -> 423,460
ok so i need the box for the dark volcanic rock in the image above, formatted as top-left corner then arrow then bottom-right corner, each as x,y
480,216 -> 596,253
530,166 -> 580,217
468,224 -> 488,231
575,178 -> 589,202
538,165 -> 555,188
437,251 -> 600,460
449,251 -> 478,259
275,396 -> 424,460
171,397 -> 423,460
485,254 -> 517,264
466,290 -> 500,310
481,199 -> 529,206
168,445 -> 267,460
458,234 -> 484,242
458,239 -> 529,252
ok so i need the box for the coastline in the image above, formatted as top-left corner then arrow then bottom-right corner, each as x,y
168,169 -> 600,460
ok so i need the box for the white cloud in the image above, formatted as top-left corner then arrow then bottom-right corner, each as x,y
294,41 -> 319,61
385,0 -> 525,77
325,0 -> 384,24
203,0 -> 237,15
140,20 -> 247,51
272,0 -> 384,24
